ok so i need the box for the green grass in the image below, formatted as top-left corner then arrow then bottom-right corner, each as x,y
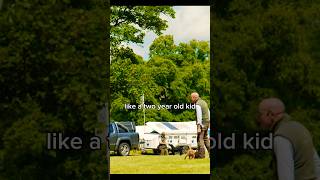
110,150 -> 210,174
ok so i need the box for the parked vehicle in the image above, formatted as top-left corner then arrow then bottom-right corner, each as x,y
107,121 -> 139,156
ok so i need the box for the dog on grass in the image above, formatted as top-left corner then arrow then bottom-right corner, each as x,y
184,146 -> 196,159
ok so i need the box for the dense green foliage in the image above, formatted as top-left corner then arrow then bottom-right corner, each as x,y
111,37 -> 210,124
110,6 -> 175,57
0,0 -> 108,179
110,7 -> 210,125
213,0 -> 320,178
2,0 -> 319,178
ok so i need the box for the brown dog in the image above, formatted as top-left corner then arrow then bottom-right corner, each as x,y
184,146 -> 196,159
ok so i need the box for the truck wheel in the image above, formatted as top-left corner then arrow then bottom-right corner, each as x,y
118,142 -> 130,156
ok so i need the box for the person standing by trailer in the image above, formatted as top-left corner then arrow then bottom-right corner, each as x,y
190,92 -> 210,159
158,132 -> 168,155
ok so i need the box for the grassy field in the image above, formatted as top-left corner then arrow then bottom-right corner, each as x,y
110,150 -> 210,174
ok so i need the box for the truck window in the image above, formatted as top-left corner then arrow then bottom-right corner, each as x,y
109,124 -> 114,133
117,124 -> 129,133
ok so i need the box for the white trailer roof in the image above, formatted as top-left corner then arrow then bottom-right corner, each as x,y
136,125 -> 154,139
136,121 -> 197,135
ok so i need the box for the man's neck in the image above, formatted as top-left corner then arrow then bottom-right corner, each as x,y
270,113 -> 286,131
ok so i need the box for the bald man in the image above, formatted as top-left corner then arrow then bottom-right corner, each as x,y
191,92 -> 210,159
257,98 -> 320,180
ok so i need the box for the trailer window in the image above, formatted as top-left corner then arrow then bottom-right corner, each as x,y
174,136 -> 179,139
180,136 -> 186,139
169,136 -> 173,139
192,136 -> 197,139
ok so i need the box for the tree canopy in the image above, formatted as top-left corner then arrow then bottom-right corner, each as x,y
110,6 -> 210,125
0,0 -> 108,179
111,34 -> 210,125
110,6 -> 175,57
212,0 -> 320,178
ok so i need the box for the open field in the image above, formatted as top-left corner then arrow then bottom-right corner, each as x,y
110,151 -> 210,174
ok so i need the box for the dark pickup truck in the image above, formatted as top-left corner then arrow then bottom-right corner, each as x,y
107,121 -> 139,156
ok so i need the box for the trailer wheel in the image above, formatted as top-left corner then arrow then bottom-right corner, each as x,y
141,149 -> 147,154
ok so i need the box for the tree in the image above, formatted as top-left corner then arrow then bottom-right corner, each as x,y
111,33 -> 210,125
110,6 -> 175,57
0,0 -> 108,178
212,0 -> 320,177
149,35 -> 176,58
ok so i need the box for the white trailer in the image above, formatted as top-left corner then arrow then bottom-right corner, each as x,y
136,121 -> 198,154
